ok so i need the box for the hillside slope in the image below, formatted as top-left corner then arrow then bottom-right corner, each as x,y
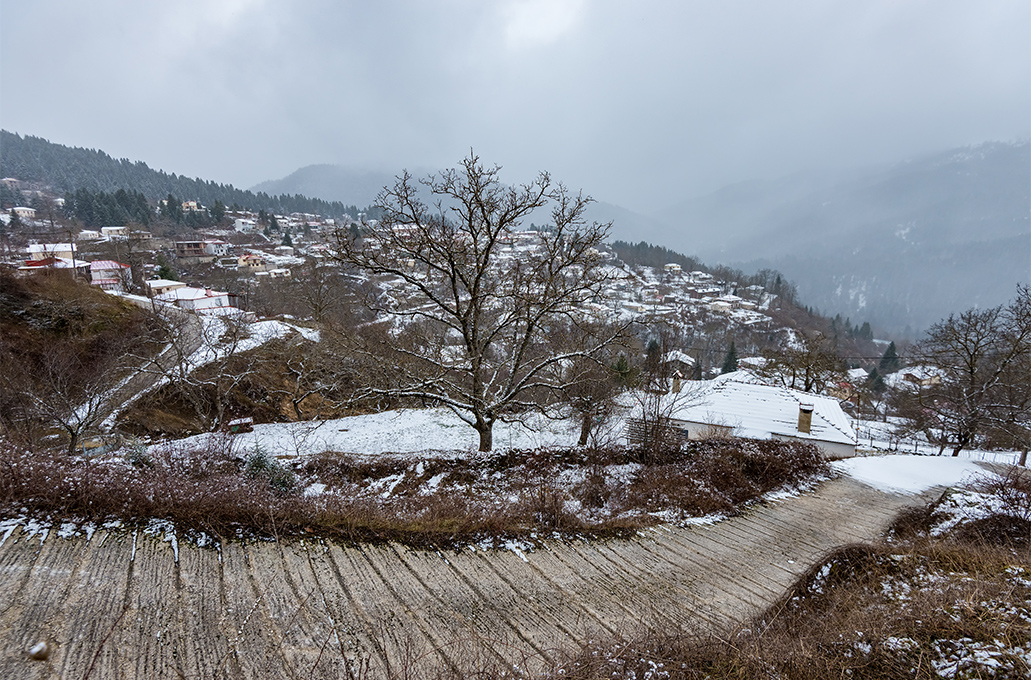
0,131 -> 362,219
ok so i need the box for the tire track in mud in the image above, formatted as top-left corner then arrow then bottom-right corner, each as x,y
0,476 -> 935,678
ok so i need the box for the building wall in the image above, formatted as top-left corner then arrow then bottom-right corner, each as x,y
674,418 -> 856,459
771,433 -> 855,459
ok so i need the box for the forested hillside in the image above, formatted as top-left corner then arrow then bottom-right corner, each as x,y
0,131 -> 365,219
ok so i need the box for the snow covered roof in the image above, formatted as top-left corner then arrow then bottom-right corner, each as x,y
27,243 -> 76,254
663,350 -> 696,366
667,377 -> 856,446
20,256 -> 89,270
90,260 -> 129,271
155,286 -> 229,302
847,367 -> 870,382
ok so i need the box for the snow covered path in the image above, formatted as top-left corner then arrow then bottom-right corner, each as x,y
0,462 -> 971,679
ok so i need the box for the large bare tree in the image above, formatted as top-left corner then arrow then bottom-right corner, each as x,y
333,153 -> 623,451
899,286 -> 1031,457
758,330 -> 846,393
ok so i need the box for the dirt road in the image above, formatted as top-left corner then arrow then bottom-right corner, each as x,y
0,476 -> 937,678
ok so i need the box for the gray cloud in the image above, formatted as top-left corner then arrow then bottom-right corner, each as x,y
2,0 -> 1027,210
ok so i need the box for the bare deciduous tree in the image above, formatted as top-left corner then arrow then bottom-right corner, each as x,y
332,153 -> 624,451
26,350 -> 114,454
900,286 -> 1031,457
132,307 -> 264,430
759,330 -> 846,393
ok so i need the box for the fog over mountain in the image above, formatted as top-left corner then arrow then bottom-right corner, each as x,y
650,141 -> 1031,336
256,141 -> 1029,337
5,1 -> 1025,337
251,166 -> 403,211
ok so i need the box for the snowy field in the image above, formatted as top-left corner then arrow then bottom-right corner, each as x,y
166,407 -> 584,459
852,416 -> 1024,465
832,455 -> 994,495
152,407 -> 1023,509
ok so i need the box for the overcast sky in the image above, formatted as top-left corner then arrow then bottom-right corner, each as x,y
1,0 -> 1028,210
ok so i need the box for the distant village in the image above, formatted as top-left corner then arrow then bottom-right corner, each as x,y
1,179 -> 781,337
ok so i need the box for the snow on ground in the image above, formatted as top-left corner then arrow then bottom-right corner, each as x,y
171,407 -> 582,458
832,455 -> 994,495
852,417 -> 1023,465
187,317 -> 294,367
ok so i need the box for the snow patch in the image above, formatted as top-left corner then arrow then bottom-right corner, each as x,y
833,455 -> 991,495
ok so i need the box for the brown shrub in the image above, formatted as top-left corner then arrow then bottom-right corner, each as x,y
970,466 -> 1031,522
0,435 -> 830,549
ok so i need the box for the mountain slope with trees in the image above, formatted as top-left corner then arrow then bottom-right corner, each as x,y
0,131 -> 365,219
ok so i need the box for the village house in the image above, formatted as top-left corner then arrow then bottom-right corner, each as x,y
237,253 -> 267,272
145,279 -> 187,296
27,243 -> 77,260
155,286 -> 231,312
18,255 -> 90,277
174,240 -> 206,258
89,260 -> 131,291
203,240 -> 230,257
101,226 -> 129,239
234,217 -> 257,232
633,374 -> 857,459
12,206 -> 36,220
663,350 -> 696,378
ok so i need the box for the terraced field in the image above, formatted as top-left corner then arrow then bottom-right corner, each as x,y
0,476 -> 939,679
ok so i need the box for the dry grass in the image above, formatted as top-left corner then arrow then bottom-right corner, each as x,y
0,436 -> 828,549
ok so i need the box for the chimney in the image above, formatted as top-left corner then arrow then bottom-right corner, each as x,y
797,404 -> 814,434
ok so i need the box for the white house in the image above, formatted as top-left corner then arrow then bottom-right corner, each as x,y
101,226 -> 129,239
12,206 -> 36,220
27,243 -> 77,260
90,260 -> 131,291
203,240 -> 230,257
145,279 -> 187,296
155,286 -> 231,312
638,374 -> 857,459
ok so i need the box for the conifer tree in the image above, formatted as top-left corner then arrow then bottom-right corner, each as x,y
867,367 -> 886,394
721,341 -> 738,374
878,341 -> 900,373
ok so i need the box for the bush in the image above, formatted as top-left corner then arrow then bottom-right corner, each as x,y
0,436 -> 830,548
244,446 -> 297,493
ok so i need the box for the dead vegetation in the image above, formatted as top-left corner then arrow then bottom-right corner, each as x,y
543,467 -> 1031,680
0,269 -> 164,450
0,437 -> 827,549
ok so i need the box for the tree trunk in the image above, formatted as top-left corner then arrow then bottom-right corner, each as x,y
952,432 -> 971,457
578,414 -> 591,447
476,422 -> 493,452
1020,448 -> 1028,467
